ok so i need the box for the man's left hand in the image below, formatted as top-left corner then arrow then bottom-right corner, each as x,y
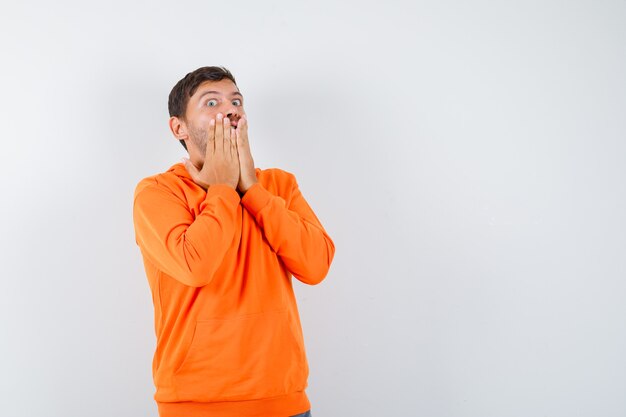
235,115 -> 258,194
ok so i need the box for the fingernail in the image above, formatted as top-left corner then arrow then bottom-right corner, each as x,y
217,113 -> 223,118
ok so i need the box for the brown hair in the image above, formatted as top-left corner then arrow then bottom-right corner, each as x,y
168,66 -> 238,151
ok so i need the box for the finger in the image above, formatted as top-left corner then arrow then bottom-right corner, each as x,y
181,157 -> 199,178
206,118 -> 216,159
237,115 -> 248,148
223,115 -> 232,156
215,113 -> 224,154
239,115 -> 248,144
232,127 -> 239,159
230,126 -> 237,158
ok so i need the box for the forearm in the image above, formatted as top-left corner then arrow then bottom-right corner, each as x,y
133,183 -> 241,287
240,180 -> 335,285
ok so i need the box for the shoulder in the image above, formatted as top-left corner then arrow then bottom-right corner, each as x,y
259,167 -> 297,184
133,170 -> 184,204
133,175 -> 159,201
255,167 -> 299,199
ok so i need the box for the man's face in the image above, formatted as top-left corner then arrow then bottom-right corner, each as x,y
183,78 -> 246,155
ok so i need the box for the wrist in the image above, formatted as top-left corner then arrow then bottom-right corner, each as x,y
240,181 -> 258,195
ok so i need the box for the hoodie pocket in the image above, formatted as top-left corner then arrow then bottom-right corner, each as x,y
173,308 -> 307,402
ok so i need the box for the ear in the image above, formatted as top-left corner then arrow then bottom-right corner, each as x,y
169,116 -> 189,141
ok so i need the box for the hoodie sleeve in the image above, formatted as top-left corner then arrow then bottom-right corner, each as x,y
133,181 -> 241,288
240,171 -> 335,285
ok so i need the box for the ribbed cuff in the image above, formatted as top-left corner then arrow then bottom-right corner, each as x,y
240,182 -> 274,217
200,184 -> 241,211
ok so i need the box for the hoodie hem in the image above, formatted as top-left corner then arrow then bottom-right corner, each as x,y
157,390 -> 310,417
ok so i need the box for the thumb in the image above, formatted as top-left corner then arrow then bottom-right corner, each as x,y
181,157 -> 199,178
181,158 -> 208,190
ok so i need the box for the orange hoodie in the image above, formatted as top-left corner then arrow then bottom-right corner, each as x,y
132,162 -> 335,417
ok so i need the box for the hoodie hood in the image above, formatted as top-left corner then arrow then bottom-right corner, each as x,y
167,162 -> 192,180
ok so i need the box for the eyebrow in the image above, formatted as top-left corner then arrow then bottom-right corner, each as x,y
197,90 -> 244,101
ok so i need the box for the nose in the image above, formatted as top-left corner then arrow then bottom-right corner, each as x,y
225,104 -> 237,118
225,103 -> 243,121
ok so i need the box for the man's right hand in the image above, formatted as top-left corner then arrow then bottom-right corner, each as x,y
182,113 -> 240,191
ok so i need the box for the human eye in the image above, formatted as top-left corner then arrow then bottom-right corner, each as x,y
206,99 -> 218,107
232,98 -> 242,106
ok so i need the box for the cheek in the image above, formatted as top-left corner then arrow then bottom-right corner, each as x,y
197,112 -> 217,127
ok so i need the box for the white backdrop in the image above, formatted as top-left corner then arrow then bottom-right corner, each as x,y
1,1 -> 625,416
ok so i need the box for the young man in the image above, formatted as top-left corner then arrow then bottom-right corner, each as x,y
132,66 -> 335,417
